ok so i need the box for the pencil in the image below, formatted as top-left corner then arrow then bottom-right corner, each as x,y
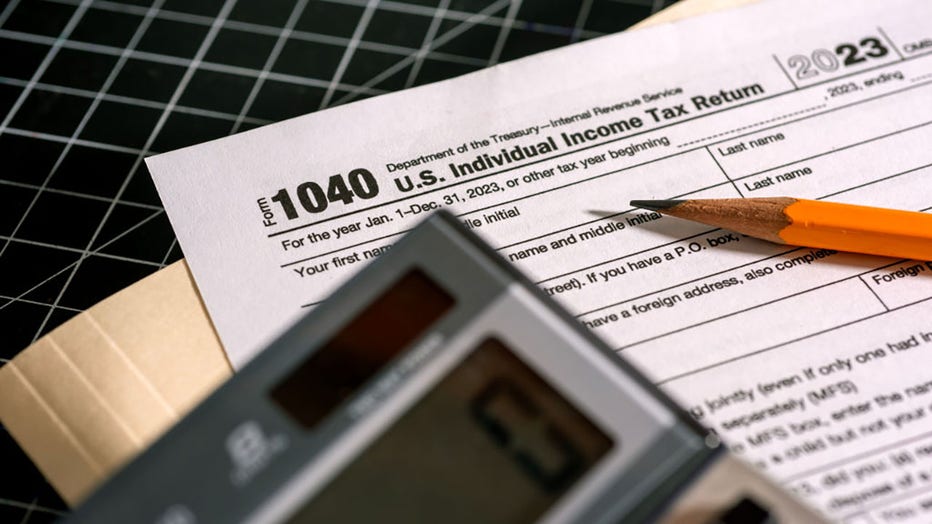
629,197 -> 932,261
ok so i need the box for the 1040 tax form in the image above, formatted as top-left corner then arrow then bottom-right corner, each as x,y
149,0 -> 932,520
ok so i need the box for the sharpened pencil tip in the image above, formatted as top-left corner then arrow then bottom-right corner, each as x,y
630,199 -> 685,211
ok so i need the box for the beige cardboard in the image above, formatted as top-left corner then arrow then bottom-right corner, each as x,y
0,0 -> 754,508
0,261 -> 230,505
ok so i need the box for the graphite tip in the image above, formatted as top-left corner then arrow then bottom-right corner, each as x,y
629,199 -> 685,212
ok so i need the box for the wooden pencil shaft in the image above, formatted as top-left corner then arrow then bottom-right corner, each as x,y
649,198 -> 793,243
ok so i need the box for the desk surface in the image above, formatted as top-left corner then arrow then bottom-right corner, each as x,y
0,0 -> 676,520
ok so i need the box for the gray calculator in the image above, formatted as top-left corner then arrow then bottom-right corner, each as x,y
68,210 -> 824,523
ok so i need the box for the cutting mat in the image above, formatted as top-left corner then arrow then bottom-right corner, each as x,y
0,0 -> 676,519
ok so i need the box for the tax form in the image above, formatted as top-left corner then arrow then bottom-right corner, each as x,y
148,0 -> 932,520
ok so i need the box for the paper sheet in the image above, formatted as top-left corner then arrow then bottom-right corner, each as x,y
149,0 -> 932,519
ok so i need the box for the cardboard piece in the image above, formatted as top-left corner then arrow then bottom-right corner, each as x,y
0,261 -> 230,505
0,0 -> 754,507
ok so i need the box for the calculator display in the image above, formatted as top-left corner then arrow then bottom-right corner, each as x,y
286,338 -> 613,523
271,269 -> 454,429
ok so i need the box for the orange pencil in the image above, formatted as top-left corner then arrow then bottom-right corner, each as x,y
629,197 -> 932,261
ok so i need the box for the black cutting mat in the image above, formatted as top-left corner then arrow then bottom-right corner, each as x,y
0,0 -> 676,519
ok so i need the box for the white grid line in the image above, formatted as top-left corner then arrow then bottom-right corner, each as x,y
0,14 -> 606,102
0,179 -> 162,211
333,0 -> 512,106
90,0 -> 216,25
229,0 -> 309,134
30,0 -> 241,341
42,0 -> 609,50
0,209 -> 167,312
159,237 -> 177,267
287,29 -> 489,67
403,0 -> 450,89
1,234 -> 165,268
16,498 -> 36,524
0,0 -> 22,27
571,0 -> 595,43
259,68 -> 386,97
2,126 -> 143,155
37,0 -> 500,67
320,0 -> 607,39
0,29 -> 390,98
0,294 -> 83,312
0,0 -> 96,261
319,0 -> 380,109
0,76 -> 274,126
17,500 -> 35,524
486,0 -> 522,66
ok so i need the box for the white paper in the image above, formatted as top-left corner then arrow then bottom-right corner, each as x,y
148,0 -> 932,519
